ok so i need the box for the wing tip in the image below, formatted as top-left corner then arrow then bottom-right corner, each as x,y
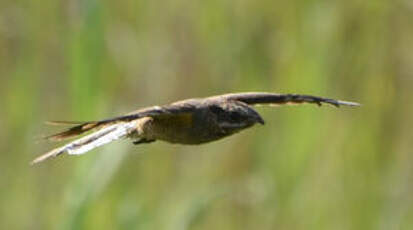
45,120 -> 85,126
336,100 -> 361,107
42,121 -> 100,142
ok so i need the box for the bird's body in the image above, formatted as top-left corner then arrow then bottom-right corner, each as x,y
31,92 -> 359,165
140,98 -> 264,144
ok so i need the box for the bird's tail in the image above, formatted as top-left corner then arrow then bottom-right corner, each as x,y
31,120 -> 139,165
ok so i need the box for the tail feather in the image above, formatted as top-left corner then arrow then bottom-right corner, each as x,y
30,146 -> 67,165
31,121 -> 139,165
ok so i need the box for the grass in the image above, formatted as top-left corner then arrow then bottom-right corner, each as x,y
1,0 -> 413,229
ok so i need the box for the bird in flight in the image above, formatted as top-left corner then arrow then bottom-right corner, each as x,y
31,92 -> 359,165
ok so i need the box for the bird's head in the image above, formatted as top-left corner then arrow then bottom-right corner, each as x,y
209,101 -> 265,134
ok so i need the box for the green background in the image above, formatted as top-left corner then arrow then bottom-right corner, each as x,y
1,0 -> 412,229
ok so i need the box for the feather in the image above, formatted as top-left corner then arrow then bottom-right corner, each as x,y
31,120 -> 139,165
45,121 -> 86,126
220,92 -> 360,107
44,121 -> 101,141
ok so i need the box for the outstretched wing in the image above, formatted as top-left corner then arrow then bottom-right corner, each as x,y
45,101 -> 198,142
216,92 -> 360,107
44,106 -> 166,142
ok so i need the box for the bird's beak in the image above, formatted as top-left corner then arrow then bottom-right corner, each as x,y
255,114 -> 265,125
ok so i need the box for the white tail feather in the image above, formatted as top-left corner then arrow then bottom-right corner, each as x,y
67,121 -> 137,155
31,121 -> 138,165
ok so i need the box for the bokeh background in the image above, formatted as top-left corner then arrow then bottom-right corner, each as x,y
1,0 -> 413,229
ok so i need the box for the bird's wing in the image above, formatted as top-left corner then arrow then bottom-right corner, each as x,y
44,106 -> 164,142
45,102 -> 197,142
216,92 -> 360,107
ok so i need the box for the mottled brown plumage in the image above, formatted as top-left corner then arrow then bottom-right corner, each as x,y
31,92 -> 359,165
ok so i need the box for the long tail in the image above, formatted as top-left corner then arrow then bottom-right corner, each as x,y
31,121 -> 139,165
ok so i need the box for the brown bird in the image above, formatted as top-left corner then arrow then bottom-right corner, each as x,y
31,92 -> 359,165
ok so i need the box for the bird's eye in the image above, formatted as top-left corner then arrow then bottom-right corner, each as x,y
229,112 -> 241,121
210,106 -> 225,114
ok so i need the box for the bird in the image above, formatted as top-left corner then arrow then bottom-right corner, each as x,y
31,92 -> 360,165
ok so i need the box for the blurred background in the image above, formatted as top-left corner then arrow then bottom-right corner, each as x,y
1,0 -> 412,229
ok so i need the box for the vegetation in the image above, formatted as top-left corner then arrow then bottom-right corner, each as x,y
1,0 -> 412,229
